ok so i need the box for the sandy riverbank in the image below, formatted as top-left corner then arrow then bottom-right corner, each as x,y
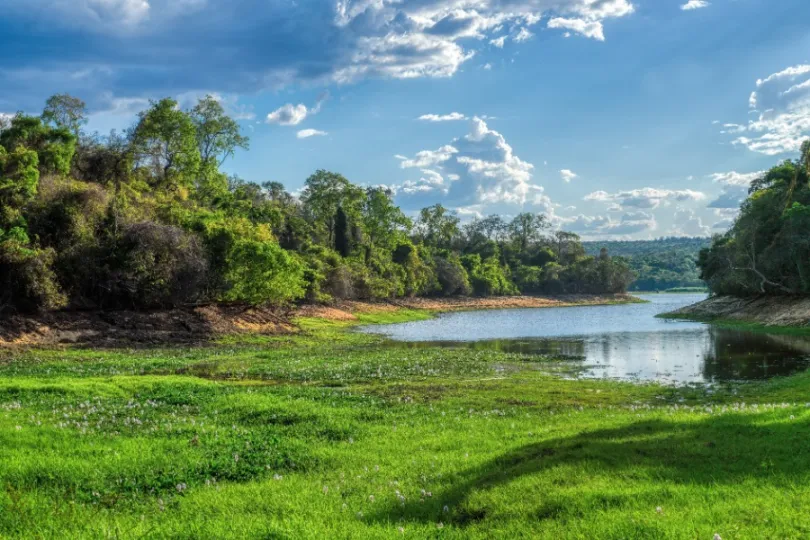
1,294 -> 639,347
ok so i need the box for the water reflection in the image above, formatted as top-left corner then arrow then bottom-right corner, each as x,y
360,294 -> 810,383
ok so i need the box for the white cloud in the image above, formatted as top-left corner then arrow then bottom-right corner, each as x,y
707,170 -> 765,209
681,0 -> 709,10
547,18 -> 605,41
585,187 -> 706,209
726,64 -> 810,155
417,112 -> 467,122
560,210 -> 657,237
395,116 -> 542,210
297,129 -> 328,139
266,92 -> 329,126
514,27 -> 534,42
489,36 -> 506,48
669,208 -> 710,237
560,169 -> 578,183
266,103 -> 309,126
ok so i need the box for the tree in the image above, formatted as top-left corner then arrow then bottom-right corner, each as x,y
300,170 -> 364,246
190,95 -> 249,166
416,204 -> 460,249
508,212 -> 547,251
0,114 -> 76,176
0,144 -> 40,212
42,94 -> 87,138
131,98 -> 201,189
362,187 -> 411,250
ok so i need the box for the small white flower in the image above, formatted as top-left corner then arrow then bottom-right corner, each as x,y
656,506 -> 663,514
713,534 -> 722,540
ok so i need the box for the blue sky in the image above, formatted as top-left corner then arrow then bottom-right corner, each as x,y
2,0 -> 809,238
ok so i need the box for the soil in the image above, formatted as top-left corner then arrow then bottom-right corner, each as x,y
663,295 -> 810,327
0,294 -> 637,348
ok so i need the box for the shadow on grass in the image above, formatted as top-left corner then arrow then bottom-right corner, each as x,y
367,413 -> 810,526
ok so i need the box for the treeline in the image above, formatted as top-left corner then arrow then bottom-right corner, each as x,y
699,141 -> 810,296
584,238 -> 710,291
0,94 -> 634,314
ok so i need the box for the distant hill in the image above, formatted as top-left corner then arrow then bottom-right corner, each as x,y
583,237 -> 711,291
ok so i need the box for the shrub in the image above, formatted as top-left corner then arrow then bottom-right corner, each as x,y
106,222 -> 208,308
433,254 -> 471,296
0,229 -> 66,314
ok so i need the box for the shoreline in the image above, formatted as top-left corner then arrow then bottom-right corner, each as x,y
1,294 -> 641,348
660,294 -> 810,334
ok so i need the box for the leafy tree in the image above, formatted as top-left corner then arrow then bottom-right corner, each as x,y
42,94 -> 87,138
416,204 -> 460,249
131,98 -> 201,190
190,95 -> 249,166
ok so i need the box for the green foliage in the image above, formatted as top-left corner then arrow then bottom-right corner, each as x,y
584,237 -> 711,291
221,236 -> 306,306
0,93 -> 636,314
131,98 -> 201,190
0,114 -> 75,176
699,141 -> 810,296
0,144 -> 40,212
0,229 -> 66,314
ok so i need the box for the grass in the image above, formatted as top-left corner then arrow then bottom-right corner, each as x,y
3,310 -> 810,538
659,313 -> 810,337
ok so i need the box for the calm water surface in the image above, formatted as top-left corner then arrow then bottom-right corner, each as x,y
360,294 -> 810,383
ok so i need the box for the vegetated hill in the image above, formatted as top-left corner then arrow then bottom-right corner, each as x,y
583,237 -> 711,291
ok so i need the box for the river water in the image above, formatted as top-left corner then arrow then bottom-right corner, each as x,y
360,294 -> 810,383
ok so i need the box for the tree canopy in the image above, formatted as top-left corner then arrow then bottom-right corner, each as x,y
699,141 -> 810,296
0,93 -> 636,315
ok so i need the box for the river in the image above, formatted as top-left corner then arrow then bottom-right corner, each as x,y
360,293 -> 810,384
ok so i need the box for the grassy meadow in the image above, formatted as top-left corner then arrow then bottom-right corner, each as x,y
3,309 -> 810,539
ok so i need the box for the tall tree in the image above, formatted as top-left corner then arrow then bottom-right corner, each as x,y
41,94 -> 87,138
131,98 -> 201,189
509,212 -> 548,251
189,95 -> 249,167
416,204 -> 460,249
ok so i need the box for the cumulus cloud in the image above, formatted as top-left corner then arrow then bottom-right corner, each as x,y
711,208 -> 738,231
394,116 -> 545,211
681,0 -> 709,10
725,64 -> 810,155
297,128 -> 328,138
560,210 -> 657,237
266,104 -> 309,126
560,169 -> 578,183
585,187 -> 706,209
669,208 -> 710,237
266,92 -> 329,126
417,112 -> 467,122
0,0 -> 639,111
547,18 -> 605,41
707,170 -> 764,209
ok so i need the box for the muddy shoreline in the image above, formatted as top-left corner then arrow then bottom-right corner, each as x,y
0,294 -> 638,348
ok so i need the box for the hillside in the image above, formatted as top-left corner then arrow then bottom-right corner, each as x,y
583,237 -> 711,291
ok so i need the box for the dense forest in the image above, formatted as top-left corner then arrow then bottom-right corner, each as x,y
584,238 -> 709,291
699,141 -> 810,296
0,94 -> 636,314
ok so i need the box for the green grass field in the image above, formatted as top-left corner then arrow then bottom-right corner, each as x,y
3,310 -> 810,539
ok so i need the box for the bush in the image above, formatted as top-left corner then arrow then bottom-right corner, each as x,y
433,254 -> 471,296
0,229 -> 66,314
221,237 -> 306,306
106,222 -> 208,308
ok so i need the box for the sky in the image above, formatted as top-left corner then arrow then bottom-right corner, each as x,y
1,0 -> 809,239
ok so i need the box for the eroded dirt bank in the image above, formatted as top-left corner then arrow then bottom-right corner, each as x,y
664,295 -> 810,327
0,294 -> 636,348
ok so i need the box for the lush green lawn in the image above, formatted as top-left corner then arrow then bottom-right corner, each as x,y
3,311 -> 810,538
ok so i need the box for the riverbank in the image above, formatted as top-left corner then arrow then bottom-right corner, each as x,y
3,307 -> 810,538
0,294 -> 638,348
662,295 -> 810,330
